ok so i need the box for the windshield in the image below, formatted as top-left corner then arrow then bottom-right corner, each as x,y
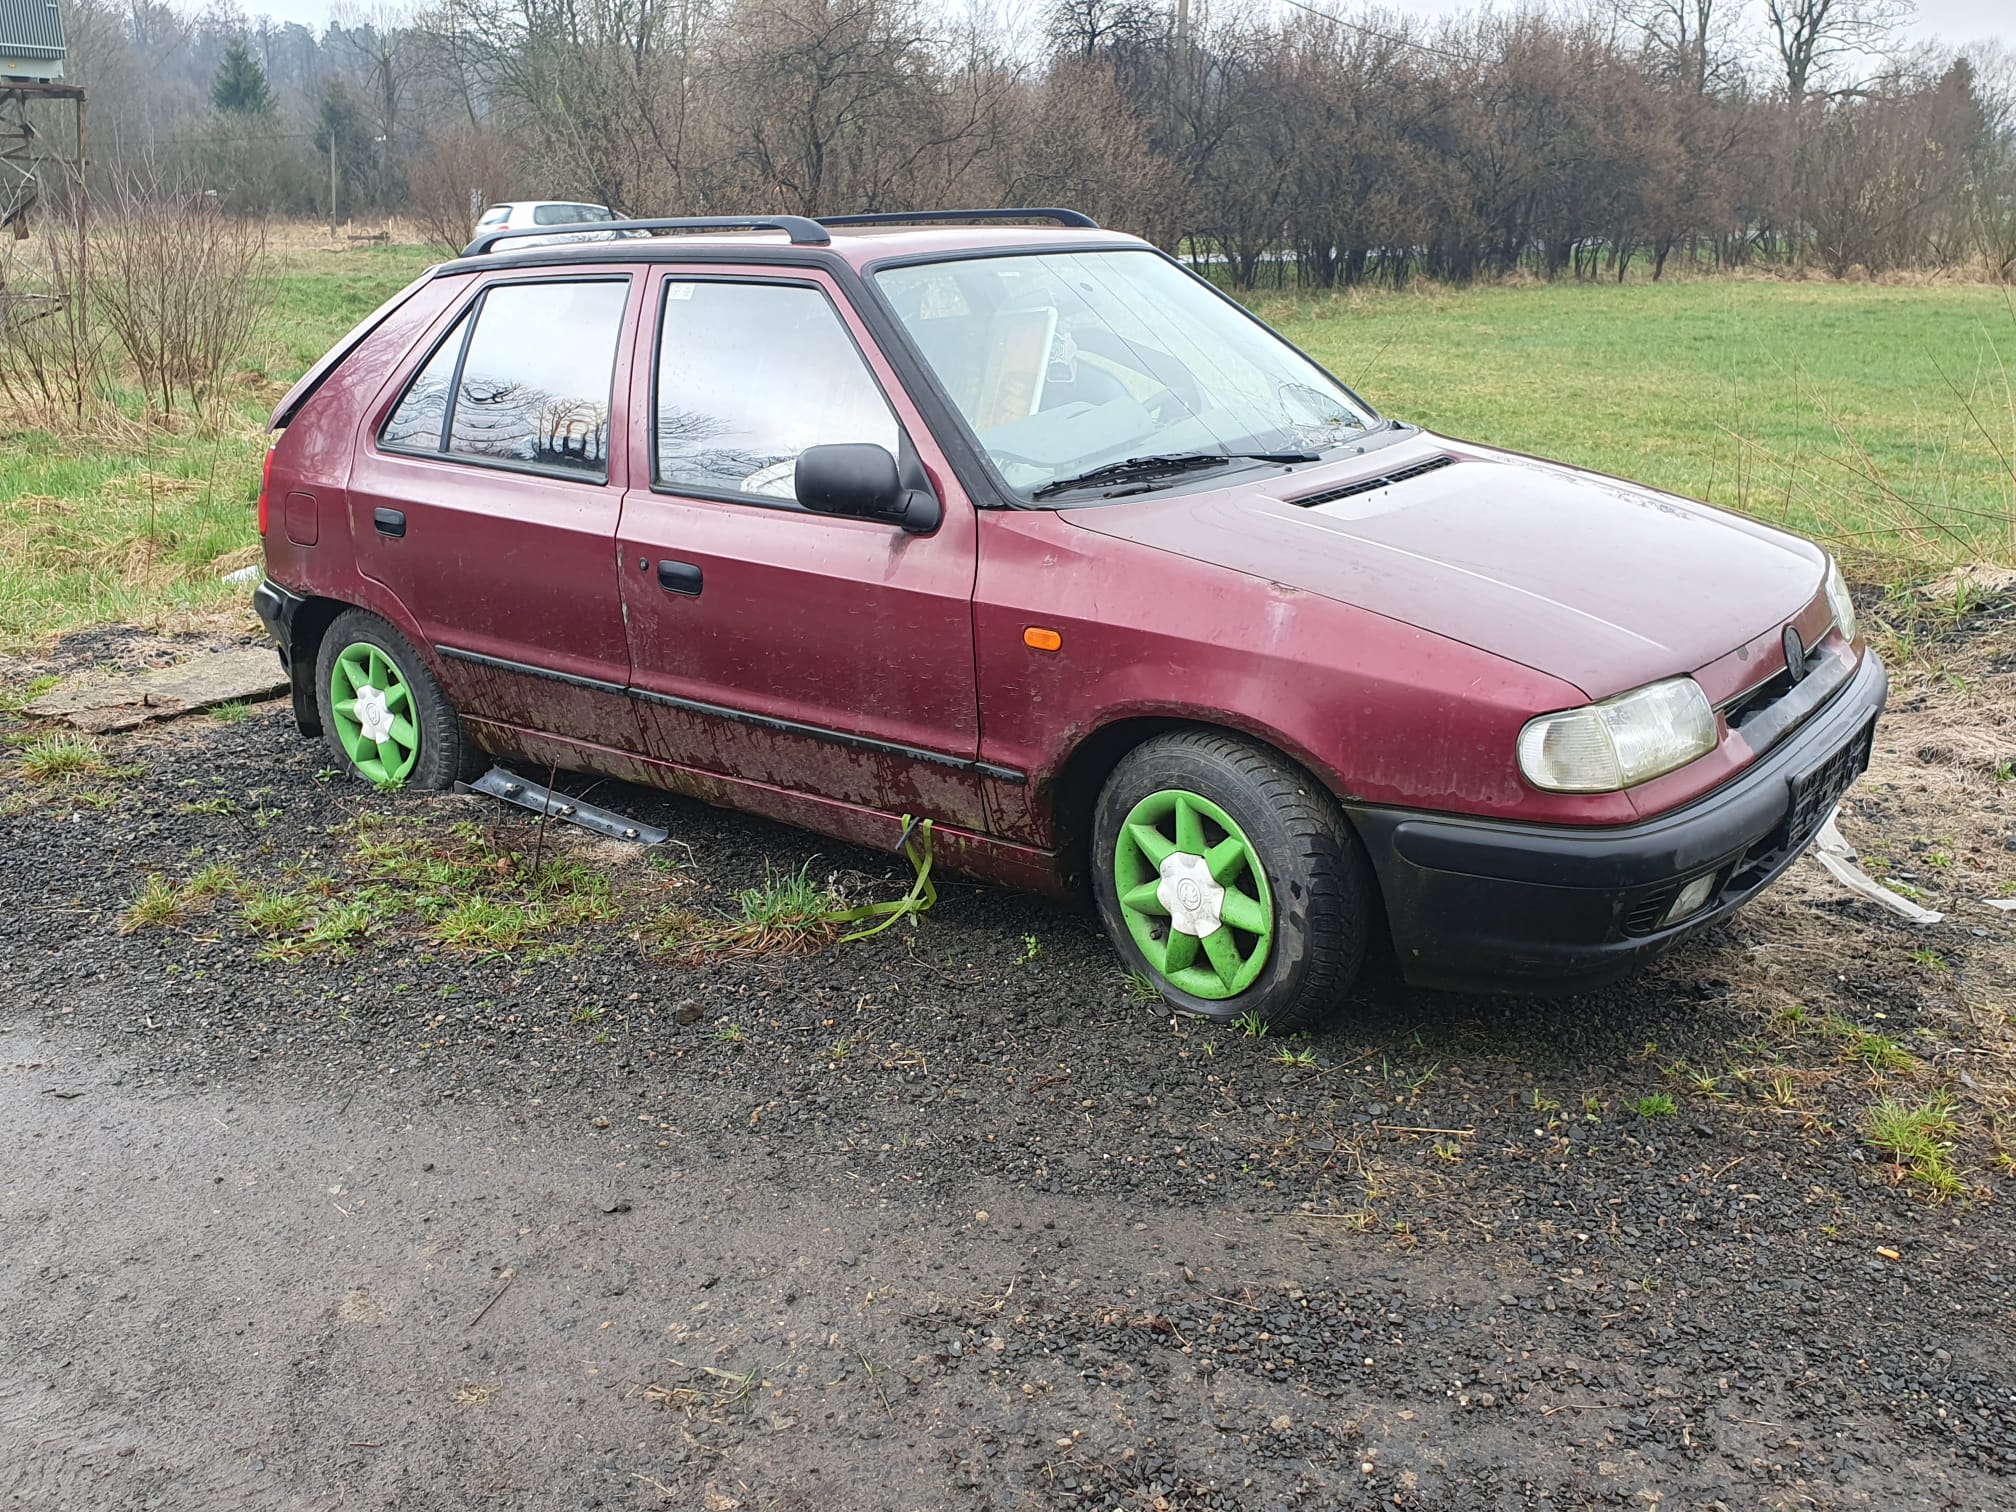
874,250 -> 1376,500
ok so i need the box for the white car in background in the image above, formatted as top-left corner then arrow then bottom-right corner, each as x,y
468,201 -> 620,249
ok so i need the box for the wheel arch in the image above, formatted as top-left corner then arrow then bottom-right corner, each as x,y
1045,713 -> 1360,895
282,593 -> 348,736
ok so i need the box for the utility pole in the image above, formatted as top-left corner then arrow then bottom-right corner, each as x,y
328,133 -> 338,239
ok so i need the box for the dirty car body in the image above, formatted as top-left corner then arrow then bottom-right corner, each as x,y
254,210 -> 1885,1020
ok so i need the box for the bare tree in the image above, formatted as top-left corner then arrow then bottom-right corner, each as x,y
1622,0 -> 1737,95
1765,0 -> 1914,104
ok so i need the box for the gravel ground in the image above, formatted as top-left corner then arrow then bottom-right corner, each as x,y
6,621 -> 2016,1511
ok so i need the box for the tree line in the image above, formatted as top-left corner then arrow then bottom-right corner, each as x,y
25,0 -> 2016,282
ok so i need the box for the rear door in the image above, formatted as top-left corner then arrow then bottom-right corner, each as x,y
614,267 -> 987,830
349,270 -> 643,748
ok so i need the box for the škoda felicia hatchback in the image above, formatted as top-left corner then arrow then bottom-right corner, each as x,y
254,209 -> 1884,1029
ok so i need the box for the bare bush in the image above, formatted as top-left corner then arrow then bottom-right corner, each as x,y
88,171 -> 271,418
407,125 -> 517,254
0,208 -> 111,424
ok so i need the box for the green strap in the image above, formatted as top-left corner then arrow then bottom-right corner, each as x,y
823,816 -> 936,942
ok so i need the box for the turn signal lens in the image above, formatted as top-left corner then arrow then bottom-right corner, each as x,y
1824,556 -> 1857,644
1023,626 -> 1062,652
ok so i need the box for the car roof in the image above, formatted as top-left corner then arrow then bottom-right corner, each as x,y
453,222 -> 1147,274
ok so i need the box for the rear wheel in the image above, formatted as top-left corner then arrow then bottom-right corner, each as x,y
1091,730 -> 1371,1032
315,608 -> 473,790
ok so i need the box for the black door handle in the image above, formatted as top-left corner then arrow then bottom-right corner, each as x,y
657,559 -> 703,596
373,507 -> 406,538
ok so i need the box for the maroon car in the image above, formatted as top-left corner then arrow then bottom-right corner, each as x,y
254,209 -> 1884,1029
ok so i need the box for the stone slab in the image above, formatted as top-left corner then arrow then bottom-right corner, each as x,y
26,645 -> 288,732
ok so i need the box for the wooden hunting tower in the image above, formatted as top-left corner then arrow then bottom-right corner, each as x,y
0,0 -> 65,82
0,0 -> 84,242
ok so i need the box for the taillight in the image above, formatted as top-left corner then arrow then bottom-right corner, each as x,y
257,442 -> 275,536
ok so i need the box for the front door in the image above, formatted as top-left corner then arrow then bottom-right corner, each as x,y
349,272 -> 642,749
615,268 -> 987,832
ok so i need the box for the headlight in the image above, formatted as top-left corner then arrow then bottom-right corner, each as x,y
1824,556 -> 1857,644
1517,678 -> 1717,793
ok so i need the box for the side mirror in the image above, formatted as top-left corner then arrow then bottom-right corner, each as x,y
794,443 -> 941,534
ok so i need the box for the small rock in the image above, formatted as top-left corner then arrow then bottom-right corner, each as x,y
601,1198 -> 631,1214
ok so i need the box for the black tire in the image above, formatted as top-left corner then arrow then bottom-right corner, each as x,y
1091,729 -> 1372,1032
313,608 -> 476,791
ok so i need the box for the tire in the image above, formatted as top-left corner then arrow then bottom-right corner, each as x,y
314,608 -> 475,791
1091,729 -> 1372,1032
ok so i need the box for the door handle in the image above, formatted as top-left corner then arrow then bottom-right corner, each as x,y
656,559 -> 703,596
373,507 -> 406,538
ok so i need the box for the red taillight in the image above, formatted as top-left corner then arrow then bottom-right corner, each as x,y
256,444 -> 274,536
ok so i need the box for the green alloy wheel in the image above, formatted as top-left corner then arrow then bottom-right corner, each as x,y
1113,788 -> 1274,1000
1091,729 -> 1372,1032
313,608 -> 475,791
329,640 -> 420,785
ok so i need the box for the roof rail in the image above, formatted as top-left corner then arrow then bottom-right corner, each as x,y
461,215 -> 831,258
815,208 -> 1099,231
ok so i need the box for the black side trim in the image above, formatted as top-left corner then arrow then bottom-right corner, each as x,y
435,644 -> 1026,785
438,644 -> 627,695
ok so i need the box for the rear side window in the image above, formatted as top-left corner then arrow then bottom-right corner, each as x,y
380,279 -> 629,480
475,205 -> 510,228
653,280 -> 899,500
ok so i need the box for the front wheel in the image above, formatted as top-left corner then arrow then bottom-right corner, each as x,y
314,608 -> 474,790
1091,730 -> 1372,1032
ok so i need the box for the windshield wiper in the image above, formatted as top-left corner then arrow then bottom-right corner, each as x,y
1030,451 -> 1318,501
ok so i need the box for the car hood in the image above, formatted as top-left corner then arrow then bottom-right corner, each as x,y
1061,437 -> 1827,699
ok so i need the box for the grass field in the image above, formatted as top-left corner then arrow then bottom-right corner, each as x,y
2,243 -> 2011,648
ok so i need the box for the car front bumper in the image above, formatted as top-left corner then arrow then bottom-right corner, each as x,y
1350,649 -> 1888,995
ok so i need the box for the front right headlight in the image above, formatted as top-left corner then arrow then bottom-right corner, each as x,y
1824,556 -> 1858,644
1517,677 -> 1717,794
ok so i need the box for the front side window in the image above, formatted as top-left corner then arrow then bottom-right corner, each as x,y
380,278 -> 628,480
875,250 -> 1377,501
653,280 -> 900,500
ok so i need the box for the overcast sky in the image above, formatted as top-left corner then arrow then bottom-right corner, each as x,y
243,0 -> 2012,52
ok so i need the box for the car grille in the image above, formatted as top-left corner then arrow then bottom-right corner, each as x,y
1291,454 -> 1455,507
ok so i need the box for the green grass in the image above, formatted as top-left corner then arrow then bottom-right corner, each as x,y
118,873 -> 185,934
0,242 -> 436,646
1864,1093 -> 1965,1200
17,734 -> 106,783
1633,1093 -> 1678,1118
1826,1014 -> 1918,1073
1262,280 -> 2015,567
5,253 -> 2006,650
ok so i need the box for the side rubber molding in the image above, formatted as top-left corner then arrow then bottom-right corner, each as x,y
1350,649 -> 1889,995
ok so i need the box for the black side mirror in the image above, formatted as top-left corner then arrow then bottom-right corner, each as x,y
794,443 -> 941,534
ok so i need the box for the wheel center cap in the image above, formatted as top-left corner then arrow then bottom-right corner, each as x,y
1156,851 -> 1224,938
354,683 -> 394,744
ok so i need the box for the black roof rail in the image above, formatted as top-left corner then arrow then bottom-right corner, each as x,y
460,215 -> 832,258
815,208 -> 1099,231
